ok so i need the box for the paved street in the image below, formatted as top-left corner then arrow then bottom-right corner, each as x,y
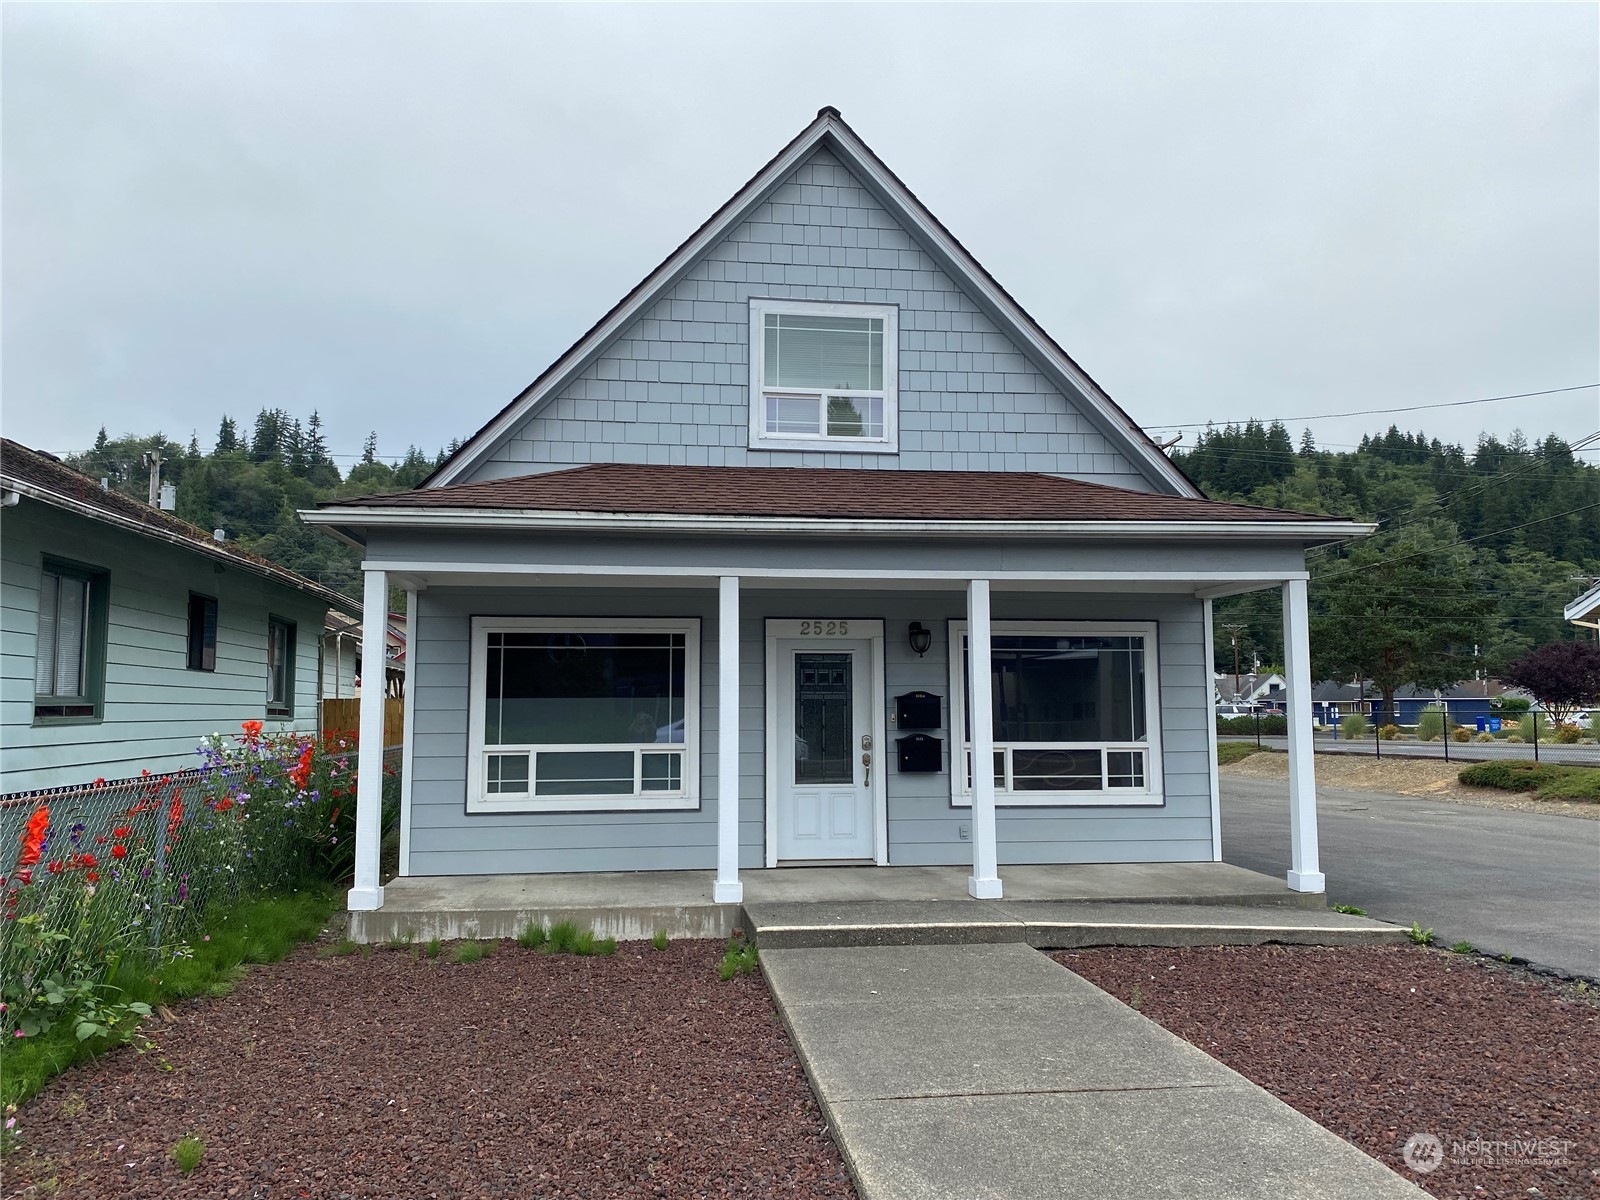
1221,777 -> 1600,978
1221,734 -> 1599,767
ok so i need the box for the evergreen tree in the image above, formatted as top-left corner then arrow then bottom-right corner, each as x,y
361,431 -> 379,465
93,427 -> 109,454
216,415 -> 239,454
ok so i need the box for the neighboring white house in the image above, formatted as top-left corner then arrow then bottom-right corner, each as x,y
0,439 -> 358,794
1214,672 -> 1287,711
1566,580 -> 1600,642
303,108 -> 1371,913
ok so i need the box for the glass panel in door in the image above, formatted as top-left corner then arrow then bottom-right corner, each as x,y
794,652 -> 853,785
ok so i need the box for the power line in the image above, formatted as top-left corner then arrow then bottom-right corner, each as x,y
1146,383 -> 1599,432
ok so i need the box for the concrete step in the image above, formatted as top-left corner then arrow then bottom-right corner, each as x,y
743,899 -> 1407,950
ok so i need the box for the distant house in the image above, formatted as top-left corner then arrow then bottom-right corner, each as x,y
0,439 -> 357,794
320,609 -> 408,700
1566,581 -> 1600,642
1214,672 -> 1286,710
1308,679 -> 1510,726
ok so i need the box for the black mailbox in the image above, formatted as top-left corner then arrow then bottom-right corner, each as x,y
896,734 -> 943,773
895,691 -> 942,730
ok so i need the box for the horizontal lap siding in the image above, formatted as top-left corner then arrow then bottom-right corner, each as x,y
469,147 -> 1151,490
403,584 -> 1214,876
1,505 -> 328,793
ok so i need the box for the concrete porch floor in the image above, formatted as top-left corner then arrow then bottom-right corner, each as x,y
348,861 -> 1331,944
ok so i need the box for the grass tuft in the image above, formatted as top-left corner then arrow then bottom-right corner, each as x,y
546,920 -> 581,954
172,1134 -> 204,1173
717,935 -> 759,981
1331,903 -> 1367,916
319,938 -> 361,958
517,922 -> 550,950
451,940 -> 491,964
1407,921 -> 1435,946
1450,940 -> 1474,954
652,929 -> 670,952
423,937 -> 442,959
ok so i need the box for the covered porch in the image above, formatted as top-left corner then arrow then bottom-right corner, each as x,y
334,548 -> 1329,917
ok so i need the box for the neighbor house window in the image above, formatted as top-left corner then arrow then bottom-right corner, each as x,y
948,622 -> 1163,806
34,559 -> 108,721
749,299 -> 898,452
187,593 -> 218,672
467,618 -> 699,813
267,616 -> 296,717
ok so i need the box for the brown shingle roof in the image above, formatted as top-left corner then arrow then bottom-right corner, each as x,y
327,464 -> 1338,524
1,438 -> 357,611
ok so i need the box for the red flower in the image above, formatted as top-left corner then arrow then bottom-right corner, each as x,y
167,794 -> 184,836
289,742 -> 315,791
18,806 -> 49,867
46,861 -> 64,875
110,844 -> 128,860
81,853 -> 97,868
85,871 -> 99,883
112,826 -> 131,839
240,720 -> 264,743
92,777 -> 106,787
214,797 -> 234,813
16,870 -> 31,885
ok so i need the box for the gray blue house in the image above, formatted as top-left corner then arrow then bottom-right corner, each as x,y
307,109 -> 1370,912
0,439 -> 355,794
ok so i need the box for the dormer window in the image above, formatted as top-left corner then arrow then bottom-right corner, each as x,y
749,299 -> 898,453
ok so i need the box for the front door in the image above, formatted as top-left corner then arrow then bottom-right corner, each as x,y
776,640 -> 875,861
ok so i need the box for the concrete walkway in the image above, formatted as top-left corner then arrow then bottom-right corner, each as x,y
763,943 -> 1425,1200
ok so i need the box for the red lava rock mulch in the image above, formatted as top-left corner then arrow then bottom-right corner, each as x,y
3,940 -> 857,1199
1059,944 -> 1600,1200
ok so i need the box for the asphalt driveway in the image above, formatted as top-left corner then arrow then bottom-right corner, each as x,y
1221,777 -> 1600,979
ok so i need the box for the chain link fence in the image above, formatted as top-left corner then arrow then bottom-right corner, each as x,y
1219,702 -> 1599,766
1,742 -> 400,1024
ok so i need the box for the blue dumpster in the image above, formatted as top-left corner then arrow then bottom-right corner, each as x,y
1490,717 -> 1501,733
1476,716 -> 1487,732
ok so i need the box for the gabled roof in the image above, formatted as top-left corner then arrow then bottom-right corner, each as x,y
422,107 -> 1201,498
1,438 -> 357,614
1566,580 -> 1600,626
324,463 -> 1341,526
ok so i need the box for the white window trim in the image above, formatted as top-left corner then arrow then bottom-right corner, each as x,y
748,298 -> 899,454
467,617 -> 700,814
948,620 -> 1164,808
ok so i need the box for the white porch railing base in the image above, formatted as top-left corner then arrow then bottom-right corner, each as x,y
967,875 -> 1003,899
713,880 -> 744,903
1286,870 -> 1326,893
347,885 -> 385,911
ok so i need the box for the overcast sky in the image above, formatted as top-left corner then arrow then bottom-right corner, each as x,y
4,4 -> 1597,468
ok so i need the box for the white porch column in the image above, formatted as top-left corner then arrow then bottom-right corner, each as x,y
966,578 -> 1002,899
714,576 -> 743,903
1282,577 -> 1325,893
348,567 -> 387,912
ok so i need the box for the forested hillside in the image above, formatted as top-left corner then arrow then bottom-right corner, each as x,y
60,413 -> 1598,690
1175,422 -> 1599,681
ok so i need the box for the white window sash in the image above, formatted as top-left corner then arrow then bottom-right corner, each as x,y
36,570 -> 89,701
749,299 -> 899,453
467,617 -> 701,813
948,621 -> 1164,808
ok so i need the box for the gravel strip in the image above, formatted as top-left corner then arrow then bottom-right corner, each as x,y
1221,751 -> 1600,818
1059,944 -> 1599,1199
4,940 -> 857,1199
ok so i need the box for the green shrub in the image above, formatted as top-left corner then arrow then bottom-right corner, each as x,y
1216,714 -> 1287,736
652,929 -> 670,951
1519,714 -> 1537,740
1340,714 -> 1368,741
1450,726 -> 1471,742
1552,723 -> 1582,745
547,920 -> 581,954
1492,696 -> 1531,714
1505,734 -> 1524,744
717,935 -> 760,981
1378,724 -> 1400,741
1458,762 -> 1600,801
451,941 -> 490,964
1332,903 -> 1366,915
1416,706 -> 1445,741
1473,732 -> 1495,743
423,937 -> 441,959
1407,921 -> 1435,946
1216,742 -> 1263,765
517,922 -> 549,950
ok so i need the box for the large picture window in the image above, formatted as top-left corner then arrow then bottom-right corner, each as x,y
749,299 -> 898,453
949,622 -> 1163,806
468,618 -> 700,812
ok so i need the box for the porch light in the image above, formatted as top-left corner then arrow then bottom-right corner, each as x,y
908,622 -> 933,657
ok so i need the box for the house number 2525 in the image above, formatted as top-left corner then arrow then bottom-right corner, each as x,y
799,621 -> 849,636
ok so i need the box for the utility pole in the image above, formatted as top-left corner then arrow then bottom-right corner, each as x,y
1219,622 -> 1248,691
143,448 -> 164,507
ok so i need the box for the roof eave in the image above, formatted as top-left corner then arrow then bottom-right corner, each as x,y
6,476 -> 360,616
301,504 -> 1373,544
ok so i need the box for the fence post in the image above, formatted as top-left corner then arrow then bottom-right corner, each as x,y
1255,710 -> 1262,749
1443,705 -> 1450,763
1533,712 -> 1539,763
1375,716 -> 1381,759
